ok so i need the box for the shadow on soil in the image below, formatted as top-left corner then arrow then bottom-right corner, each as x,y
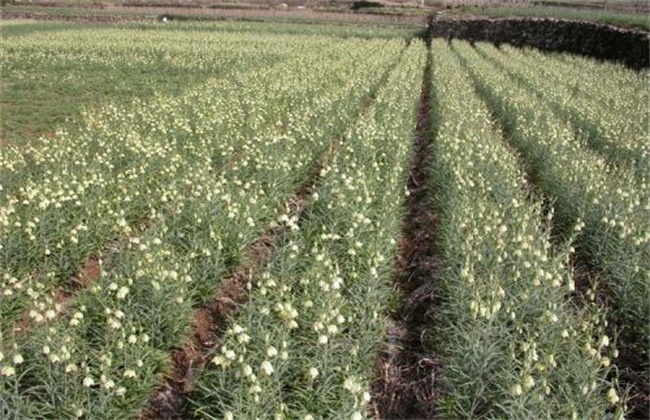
371,44 -> 442,419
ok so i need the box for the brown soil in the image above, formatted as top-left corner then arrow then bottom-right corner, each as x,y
370,48 -> 439,419
0,5 -> 426,24
616,334 -> 649,419
0,9 -> 143,21
71,256 -> 101,290
10,256 -> 101,336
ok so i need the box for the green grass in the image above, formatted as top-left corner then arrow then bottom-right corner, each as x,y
0,22 -> 214,143
1,56 -> 208,143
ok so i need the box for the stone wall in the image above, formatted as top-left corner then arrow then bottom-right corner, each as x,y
428,17 -> 649,70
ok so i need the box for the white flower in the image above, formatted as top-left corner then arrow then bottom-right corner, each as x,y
343,377 -> 362,394
261,361 -> 274,376
523,375 -> 535,390
607,388 -> 620,404
351,412 -> 363,420
511,384 -> 523,396
83,376 -> 94,387
242,365 -> 253,377
599,335 -> 610,348
123,369 -> 136,378
13,354 -> 24,364
307,367 -> 319,380
116,286 -> 129,299
267,347 -> 278,358
1,365 -> 16,377
318,335 -> 328,345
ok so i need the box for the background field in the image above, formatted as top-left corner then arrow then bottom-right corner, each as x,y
1,0 -> 648,29
1,17 -> 648,420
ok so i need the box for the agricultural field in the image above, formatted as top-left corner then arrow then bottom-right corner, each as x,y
1,20 -> 648,419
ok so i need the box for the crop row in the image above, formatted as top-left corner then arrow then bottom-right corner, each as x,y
453,41 -> 649,374
0,29 -> 406,418
1,22 -> 647,419
427,39 -> 618,419
188,42 -> 425,419
477,44 -> 648,175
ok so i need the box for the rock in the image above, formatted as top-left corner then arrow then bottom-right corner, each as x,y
426,17 -> 649,70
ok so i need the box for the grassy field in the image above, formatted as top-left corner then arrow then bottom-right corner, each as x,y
1,19 -> 648,419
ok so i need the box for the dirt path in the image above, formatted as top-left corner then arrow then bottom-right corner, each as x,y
0,5 -> 426,25
370,45 -> 439,419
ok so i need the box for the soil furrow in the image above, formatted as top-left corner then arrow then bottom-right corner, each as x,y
371,46 -> 439,419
